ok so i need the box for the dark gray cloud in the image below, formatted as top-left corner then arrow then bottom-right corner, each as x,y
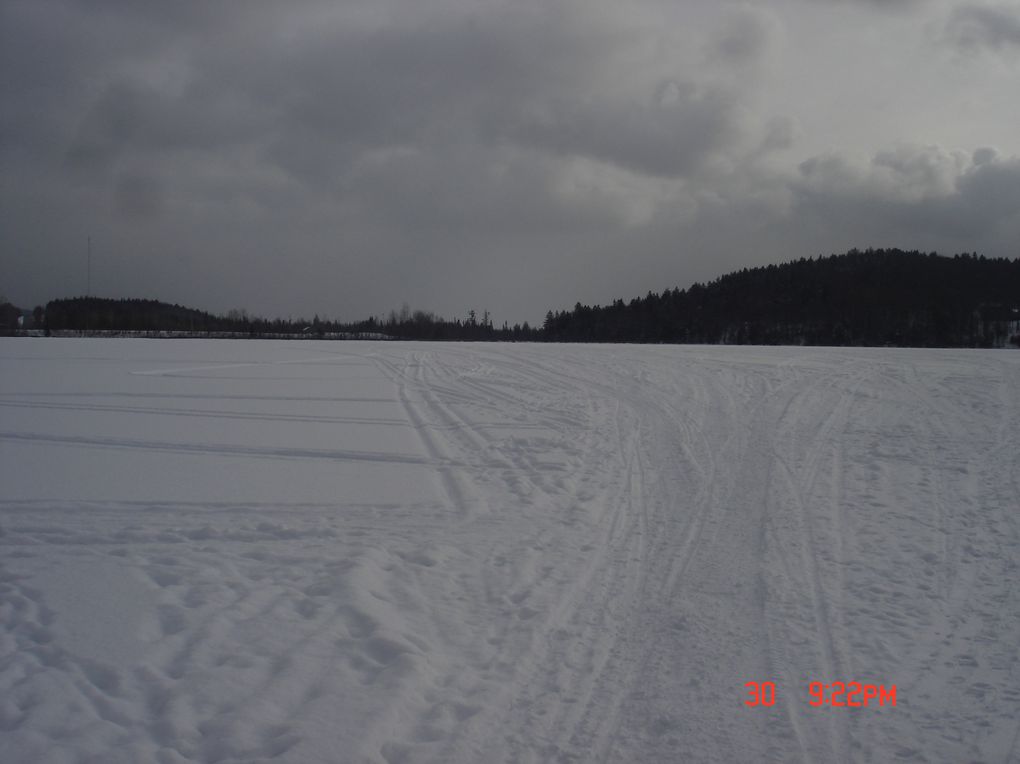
707,7 -> 776,67
809,0 -> 925,7
114,172 -> 164,219
507,82 -> 741,178
945,4 -> 1020,52
1,0 -> 1018,323
759,116 -> 799,155
791,146 -> 1020,245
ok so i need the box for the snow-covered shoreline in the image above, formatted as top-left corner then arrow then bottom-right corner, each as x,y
2,339 -> 1018,763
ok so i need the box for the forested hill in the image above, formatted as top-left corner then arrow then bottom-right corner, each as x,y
543,249 -> 1020,347
44,297 -> 236,333
32,249 -> 1020,346
40,297 -> 529,339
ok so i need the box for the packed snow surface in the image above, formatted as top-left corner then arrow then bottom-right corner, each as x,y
1,339 -> 1018,764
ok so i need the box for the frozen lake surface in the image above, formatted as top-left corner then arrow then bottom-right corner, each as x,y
1,339 -> 1018,763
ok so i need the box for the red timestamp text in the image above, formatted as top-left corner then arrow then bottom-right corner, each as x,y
809,681 -> 896,707
745,681 -> 777,706
744,681 -> 897,708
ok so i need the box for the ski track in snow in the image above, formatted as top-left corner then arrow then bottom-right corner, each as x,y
1,339 -> 1018,763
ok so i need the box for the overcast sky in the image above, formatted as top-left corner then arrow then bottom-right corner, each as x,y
2,0 -> 1019,324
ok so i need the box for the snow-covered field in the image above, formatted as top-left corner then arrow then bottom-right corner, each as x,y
1,339 -> 1018,764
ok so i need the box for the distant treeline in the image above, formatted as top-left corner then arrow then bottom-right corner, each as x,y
11,249 -> 1020,347
543,249 -> 1020,347
43,298 -> 236,334
37,298 -> 541,341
